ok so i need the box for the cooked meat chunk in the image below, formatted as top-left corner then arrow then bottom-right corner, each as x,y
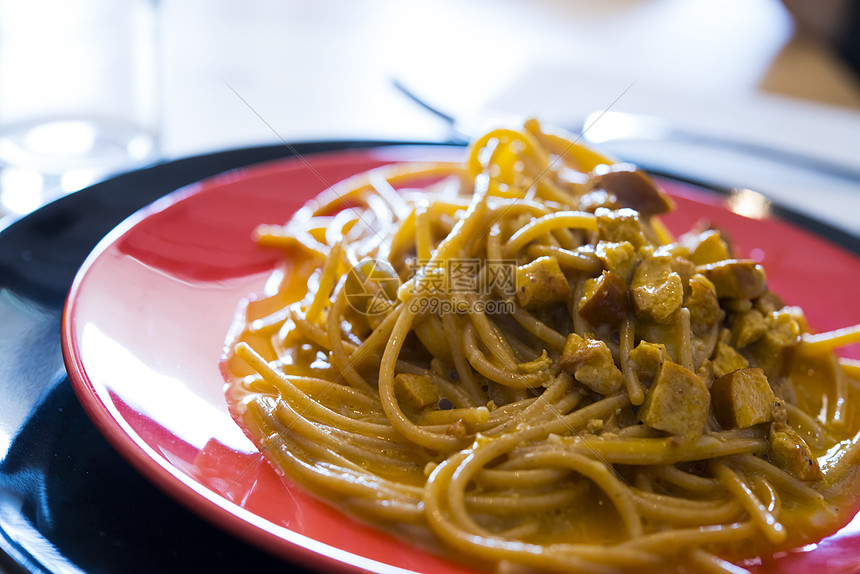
630,254 -> 683,323
560,333 -> 623,395
766,308 -> 804,346
594,241 -> 639,283
711,341 -> 749,378
711,367 -> 777,429
518,350 -> 552,374
577,270 -> 629,328
754,291 -> 785,315
692,325 -> 720,374
683,229 -> 732,266
686,274 -> 722,334
628,340 -> 670,385
516,256 -> 571,309
445,419 -> 468,439
639,361 -> 710,438
730,309 -> 767,348
696,359 -> 715,388
745,308 -> 803,378
394,373 -> 439,411
595,207 -> 646,248
698,259 -> 767,300
669,256 -> 697,290
589,163 -> 675,216
768,424 -> 822,482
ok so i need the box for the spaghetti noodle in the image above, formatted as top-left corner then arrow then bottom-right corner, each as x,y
224,120 -> 860,574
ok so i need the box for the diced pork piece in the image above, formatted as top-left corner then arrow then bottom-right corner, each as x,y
697,259 -> 767,300
577,270 -> 629,328
683,229 -> 732,266
518,350 -> 552,374
768,424 -> 822,482
686,274 -> 722,334
628,340 -> 670,384
446,419 -> 468,439
730,309 -> 767,348
586,418 -> 605,434
560,333 -> 623,395
754,291 -> 785,315
589,163 -> 675,216
696,359 -> 715,388
394,373 -> 439,411
711,341 -> 750,378
711,367 -> 777,429
744,308 -> 803,379
595,207 -> 647,248
767,308 -> 803,346
516,256 -> 571,310
670,257 -> 697,290
654,245 -> 698,286
630,254 -> 683,324
771,396 -> 788,425
639,361 -> 710,438
692,326 -> 720,375
594,241 -> 639,283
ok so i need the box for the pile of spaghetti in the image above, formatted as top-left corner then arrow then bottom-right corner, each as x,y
225,120 -> 860,574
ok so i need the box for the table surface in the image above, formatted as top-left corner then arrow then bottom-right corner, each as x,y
158,0 -> 860,154
4,0 -> 860,228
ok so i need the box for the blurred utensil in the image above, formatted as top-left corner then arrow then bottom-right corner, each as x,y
393,79 -> 860,238
393,79 -> 860,184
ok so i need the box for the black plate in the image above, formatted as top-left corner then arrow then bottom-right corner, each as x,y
0,141 -> 439,574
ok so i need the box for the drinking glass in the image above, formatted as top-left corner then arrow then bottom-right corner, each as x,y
0,0 -> 159,216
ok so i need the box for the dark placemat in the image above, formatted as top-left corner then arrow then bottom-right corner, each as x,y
0,140 -> 422,574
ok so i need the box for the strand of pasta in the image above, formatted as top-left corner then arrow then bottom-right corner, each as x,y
785,402 -> 834,448
526,243 -> 602,274
619,317 -> 645,405
270,401 -> 421,473
235,343 -> 399,440
686,549 -> 752,574
242,397 -> 423,505
462,322 -> 547,389
651,464 -> 721,494
325,282 -> 376,393
441,312 -> 486,404
425,450 -> 662,574
242,372 -> 382,414
799,324 -> 860,355
729,454 -> 824,501
502,211 -> 597,257
525,433 -> 767,466
712,462 -> 786,544
378,299 -> 465,451
510,306 -> 567,351
632,490 -> 743,526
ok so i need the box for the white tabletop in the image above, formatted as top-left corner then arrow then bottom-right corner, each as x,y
158,0 -> 860,154
3,0 -> 860,231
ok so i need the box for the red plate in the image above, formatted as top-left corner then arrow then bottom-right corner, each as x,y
62,145 -> 860,574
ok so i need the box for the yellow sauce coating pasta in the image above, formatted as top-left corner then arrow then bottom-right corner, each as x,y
224,120 -> 860,574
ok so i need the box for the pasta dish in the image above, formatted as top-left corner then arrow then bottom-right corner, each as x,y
223,120 -> 860,574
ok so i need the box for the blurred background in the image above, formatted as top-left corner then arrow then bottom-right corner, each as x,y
1,0 -> 859,231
